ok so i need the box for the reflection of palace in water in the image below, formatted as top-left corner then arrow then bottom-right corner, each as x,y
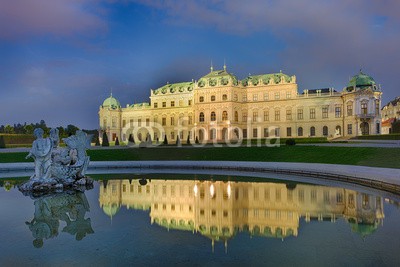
99,179 -> 384,243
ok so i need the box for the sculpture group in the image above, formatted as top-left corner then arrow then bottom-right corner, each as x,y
19,128 -> 93,195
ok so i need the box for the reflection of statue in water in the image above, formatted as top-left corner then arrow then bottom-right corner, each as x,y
26,128 -> 52,179
25,192 -> 94,248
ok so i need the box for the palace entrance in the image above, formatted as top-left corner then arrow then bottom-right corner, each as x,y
361,122 -> 369,135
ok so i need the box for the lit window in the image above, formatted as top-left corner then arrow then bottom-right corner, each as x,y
264,111 -> 269,121
275,110 -> 280,121
361,102 -> 368,115
298,127 -> 303,136
287,127 -> 292,137
222,111 -> 228,121
310,108 -> 316,119
242,112 -> 248,122
335,107 -> 342,117
286,109 -> 292,120
297,109 -> 303,120
322,106 -> 328,118
263,93 -> 269,101
347,103 -> 353,116
274,92 -> 280,100
211,112 -> 216,121
253,94 -> 258,101
252,111 -> 258,122
310,126 -> 316,136
199,112 -> 204,122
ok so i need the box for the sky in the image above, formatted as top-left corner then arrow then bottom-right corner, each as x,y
0,0 -> 399,129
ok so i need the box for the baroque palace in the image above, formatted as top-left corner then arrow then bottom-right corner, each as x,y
99,65 -> 382,143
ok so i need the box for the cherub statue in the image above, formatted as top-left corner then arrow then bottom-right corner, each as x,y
26,128 -> 52,179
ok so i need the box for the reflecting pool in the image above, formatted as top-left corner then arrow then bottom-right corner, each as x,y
1,174 -> 400,266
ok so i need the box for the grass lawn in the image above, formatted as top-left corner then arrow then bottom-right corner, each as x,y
1,146 -> 399,169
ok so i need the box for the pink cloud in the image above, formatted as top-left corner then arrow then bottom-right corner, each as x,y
0,0 -> 107,39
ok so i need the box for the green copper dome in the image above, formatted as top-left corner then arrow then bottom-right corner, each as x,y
198,67 -> 239,87
347,71 -> 376,88
102,203 -> 120,217
242,72 -> 292,86
102,94 -> 121,109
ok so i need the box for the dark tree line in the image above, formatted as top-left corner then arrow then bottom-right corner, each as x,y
0,120 -> 99,142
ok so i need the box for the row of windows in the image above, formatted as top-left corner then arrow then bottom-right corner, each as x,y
118,184 -> 344,204
198,92 -> 294,103
153,100 -> 192,108
198,107 -> 341,123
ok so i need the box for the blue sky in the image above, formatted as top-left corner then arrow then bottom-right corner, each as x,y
1,0 -> 399,129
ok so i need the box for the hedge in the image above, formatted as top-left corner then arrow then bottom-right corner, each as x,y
0,134 -> 35,148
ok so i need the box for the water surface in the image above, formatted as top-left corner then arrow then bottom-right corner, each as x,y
1,174 -> 400,266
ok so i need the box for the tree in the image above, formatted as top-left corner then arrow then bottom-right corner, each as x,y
24,124 -> 34,135
176,135 -> 181,146
186,135 -> 191,145
163,135 -> 168,145
392,119 -> 400,133
146,133 -> 152,145
4,125 -> 14,134
102,132 -> 109,146
115,137 -> 120,146
195,136 -> 199,144
66,124 -> 79,136
128,134 -> 135,145
95,135 -> 100,146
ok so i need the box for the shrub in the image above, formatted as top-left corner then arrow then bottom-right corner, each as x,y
186,135 -> 191,145
128,134 -> 135,145
0,136 -> 5,148
285,138 -> 296,146
95,137 -> 100,146
115,137 -> 120,146
102,132 -> 109,147
163,135 -> 168,145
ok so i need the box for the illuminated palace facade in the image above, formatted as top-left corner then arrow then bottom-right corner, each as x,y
99,66 -> 382,143
99,179 -> 384,242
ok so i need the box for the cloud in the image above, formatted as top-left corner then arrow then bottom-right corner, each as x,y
133,0 -> 400,98
0,0 -> 107,39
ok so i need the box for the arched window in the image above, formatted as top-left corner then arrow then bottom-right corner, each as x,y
199,96 -> 204,102
323,126 -> 328,136
234,111 -> 238,122
361,101 -> 368,115
222,111 -> 228,121
211,95 -> 216,101
199,112 -> 204,122
222,94 -> 227,101
310,126 -> 316,136
298,127 -> 303,137
211,112 -> 216,121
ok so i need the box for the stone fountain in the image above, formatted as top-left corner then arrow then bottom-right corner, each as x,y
19,128 -> 94,195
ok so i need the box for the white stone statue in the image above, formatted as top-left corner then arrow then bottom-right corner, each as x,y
26,128 -> 52,179
20,128 -> 93,194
